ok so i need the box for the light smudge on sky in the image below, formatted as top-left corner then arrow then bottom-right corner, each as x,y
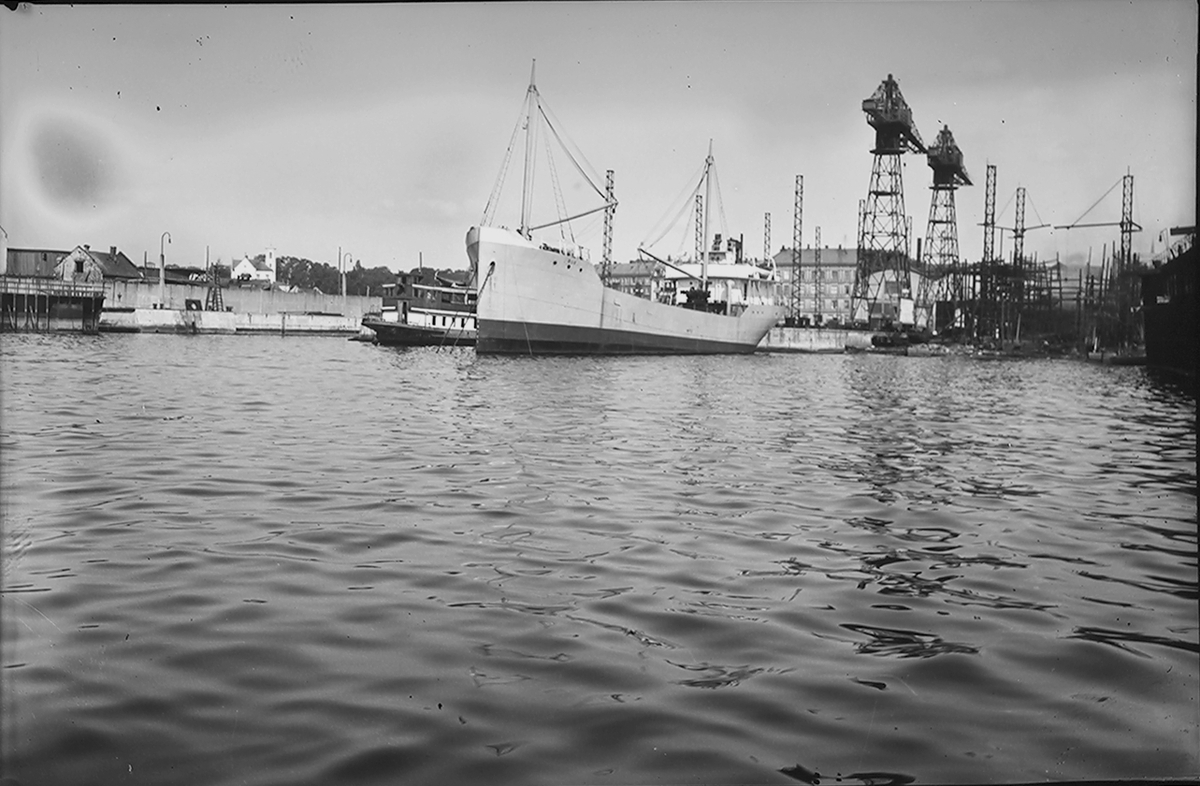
0,1 -> 1194,272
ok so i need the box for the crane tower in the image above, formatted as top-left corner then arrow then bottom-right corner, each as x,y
854,74 -> 926,328
918,125 -> 971,332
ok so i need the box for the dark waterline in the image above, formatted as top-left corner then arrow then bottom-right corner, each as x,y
1,333 -> 1196,786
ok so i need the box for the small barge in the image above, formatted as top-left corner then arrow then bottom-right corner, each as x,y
362,279 -> 476,347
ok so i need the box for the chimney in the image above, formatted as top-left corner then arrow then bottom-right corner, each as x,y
83,244 -> 90,250
110,246 -> 117,257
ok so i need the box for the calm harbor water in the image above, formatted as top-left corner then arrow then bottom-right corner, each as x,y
1,333 -> 1196,786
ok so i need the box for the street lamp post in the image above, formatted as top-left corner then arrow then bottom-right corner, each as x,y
341,251 -> 352,300
160,231 -> 171,308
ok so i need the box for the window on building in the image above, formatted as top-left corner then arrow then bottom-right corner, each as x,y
75,259 -> 84,274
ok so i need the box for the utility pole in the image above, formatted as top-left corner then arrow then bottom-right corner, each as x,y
159,231 -> 171,308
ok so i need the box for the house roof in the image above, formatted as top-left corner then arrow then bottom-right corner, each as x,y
5,248 -> 72,277
8,247 -> 72,258
79,246 -> 142,279
609,260 -> 660,277
136,265 -> 211,285
772,247 -> 860,268
233,256 -> 272,272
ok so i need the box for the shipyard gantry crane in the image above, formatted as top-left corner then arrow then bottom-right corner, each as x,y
854,74 -> 926,327
918,125 -> 971,332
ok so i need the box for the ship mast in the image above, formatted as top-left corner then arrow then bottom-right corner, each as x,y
519,60 -> 538,237
701,140 -> 713,289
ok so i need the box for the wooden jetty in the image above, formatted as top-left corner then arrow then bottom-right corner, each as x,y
0,277 -> 106,334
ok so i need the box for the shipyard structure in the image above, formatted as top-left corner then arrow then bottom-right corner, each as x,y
606,72 -> 1155,353
776,72 -> 1179,357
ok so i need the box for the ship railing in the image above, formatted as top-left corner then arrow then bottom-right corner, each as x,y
539,242 -> 590,263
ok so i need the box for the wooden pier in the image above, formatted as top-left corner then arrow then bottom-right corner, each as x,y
0,277 -> 106,334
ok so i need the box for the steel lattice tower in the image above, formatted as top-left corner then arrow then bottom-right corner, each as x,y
854,74 -> 925,327
918,125 -> 971,331
763,212 -> 771,267
1119,173 -> 1135,275
791,175 -> 803,324
1116,173 -> 1138,344
982,164 -> 997,264
602,169 -> 615,285
974,163 -> 998,339
1012,187 -> 1027,266
814,226 -> 824,324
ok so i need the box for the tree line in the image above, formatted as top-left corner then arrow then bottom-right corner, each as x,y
212,254 -> 467,296
272,255 -> 399,296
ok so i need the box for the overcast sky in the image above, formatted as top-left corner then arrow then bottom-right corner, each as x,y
1,1 -> 1194,273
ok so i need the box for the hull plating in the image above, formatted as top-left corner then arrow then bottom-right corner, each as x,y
469,226 -> 782,355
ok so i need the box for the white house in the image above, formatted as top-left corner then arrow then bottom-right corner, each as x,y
231,248 -> 276,285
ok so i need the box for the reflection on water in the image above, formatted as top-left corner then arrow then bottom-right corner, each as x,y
1,334 -> 1196,786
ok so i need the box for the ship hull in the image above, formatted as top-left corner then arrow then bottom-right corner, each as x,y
468,226 -> 782,355
362,317 -> 476,347
477,317 -> 762,354
1140,242 -> 1196,377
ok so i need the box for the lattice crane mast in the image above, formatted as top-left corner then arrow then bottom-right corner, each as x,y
918,125 -> 971,331
854,73 -> 925,327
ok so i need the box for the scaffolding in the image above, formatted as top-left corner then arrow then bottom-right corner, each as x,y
1056,172 -> 1144,351
967,167 -> 1068,346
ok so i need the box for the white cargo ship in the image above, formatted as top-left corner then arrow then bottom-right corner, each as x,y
468,65 -> 782,355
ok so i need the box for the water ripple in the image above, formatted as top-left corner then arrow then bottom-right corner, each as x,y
2,336 -> 1195,785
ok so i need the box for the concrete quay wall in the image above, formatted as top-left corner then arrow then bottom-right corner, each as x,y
100,308 -> 359,335
759,326 -> 876,353
103,280 -> 380,322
